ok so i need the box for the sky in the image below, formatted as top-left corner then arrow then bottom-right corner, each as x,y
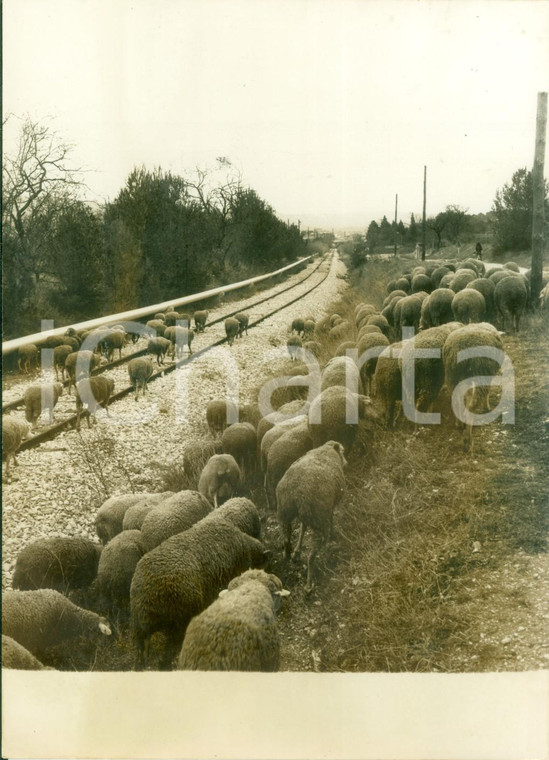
3,0 -> 549,230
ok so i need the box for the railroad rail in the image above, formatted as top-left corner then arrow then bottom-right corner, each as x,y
2,253 -> 321,355
13,253 -> 335,452
2,253 -> 328,413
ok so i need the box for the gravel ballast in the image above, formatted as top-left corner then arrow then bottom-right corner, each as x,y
2,253 -> 347,588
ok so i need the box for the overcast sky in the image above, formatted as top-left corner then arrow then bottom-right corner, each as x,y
3,0 -> 549,230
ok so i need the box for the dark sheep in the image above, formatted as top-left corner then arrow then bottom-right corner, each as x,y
276,441 -> 347,593
53,344 -> 73,381
180,439 -> 223,490
105,330 -> 125,362
130,519 -> 268,669
287,335 -> 302,361
12,536 -> 102,593
177,569 -> 289,672
291,318 -> 305,335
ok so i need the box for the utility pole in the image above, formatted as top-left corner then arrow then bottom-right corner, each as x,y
394,193 -> 398,256
531,92 -> 547,306
421,165 -> 427,261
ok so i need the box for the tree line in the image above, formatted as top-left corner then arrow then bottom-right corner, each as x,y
2,118 -> 307,339
360,168 -> 548,258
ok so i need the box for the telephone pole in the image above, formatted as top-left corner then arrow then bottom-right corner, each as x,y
421,166 -> 427,261
393,193 -> 398,256
531,92 -> 547,305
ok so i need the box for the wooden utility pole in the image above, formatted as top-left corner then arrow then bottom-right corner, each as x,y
394,193 -> 398,256
531,92 -> 547,306
421,166 -> 427,261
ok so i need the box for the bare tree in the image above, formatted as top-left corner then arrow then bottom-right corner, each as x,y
2,116 -> 85,287
426,211 -> 448,250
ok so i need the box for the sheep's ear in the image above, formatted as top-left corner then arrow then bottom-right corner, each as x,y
276,589 -> 291,598
219,588 -> 229,598
99,622 -> 112,636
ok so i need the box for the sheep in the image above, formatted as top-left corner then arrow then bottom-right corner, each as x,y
225,317 -> 240,346
178,569 -> 289,672
145,319 -> 166,337
256,400 -> 311,448
12,536 -> 102,594
430,266 -> 451,289
153,312 -> 166,321
381,291 -> 407,308
335,341 -> 356,357
450,269 -> 478,292
130,519 -> 269,669
411,273 -> 433,294
164,310 -> 182,327
422,288 -> 455,328
439,272 -> 455,288
395,276 -> 411,293
329,313 -> 341,327
122,501 -> 157,531
466,278 -> 496,321
206,399 -> 239,437
321,356 -> 363,395
452,289 -> 486,324
23,382 -> 63,431
128,357 -> 155,400
503,261 -> 521,272
328,321 -> 351,342
357,324 -> 383,340
276,441 -> 347,593
234,312 -> 249,337
442,323 -> 504,451
381,296 -> 405,327
355,304 -> 377,324
202,496 -> 262,539
2,589 -> 112,657
307,385 -> 373,452
17,344 -> 39,374
495,275 -> 528,333
198,453 -> 241,507
265,419 -> 313,511
193,310 -> 209,333
460,258 -> 485,277
291,318 -> 305,335
398,323 -> 462,418
75,375 -> 115,429
394,295 -> 423,335
488,269 -> 516,287
179,439 -> 223,490
105,330 -> 125,362
43,335 -> 71,349
303,319 -> 316,338
373,341 -> 409,427
64,350 -> 101,394
59,334 -> 81,351
287,335 -> 302,361
164,325 -> 194,358
147,336 -> 172,365
95,492 -> 172,544
260,415 -> 306,474
356,332 -> 390,395
52,344 -> 73,381
2,634 -> 51,670
2,418 -> 30,480
91,530 -> 147,618
302,340 -> 322,358
139,491 -> 213,551
221,422 -> 258,478
239,402 -> 262,428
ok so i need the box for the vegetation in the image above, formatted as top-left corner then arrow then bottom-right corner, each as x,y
491,167 -> 549,255
2,118 -> 307,338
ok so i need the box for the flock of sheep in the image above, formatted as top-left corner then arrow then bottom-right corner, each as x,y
2,254 -> 547,673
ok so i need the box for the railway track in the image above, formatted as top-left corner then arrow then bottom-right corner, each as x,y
2,253 -> 328,414
10,253 -> 334,452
